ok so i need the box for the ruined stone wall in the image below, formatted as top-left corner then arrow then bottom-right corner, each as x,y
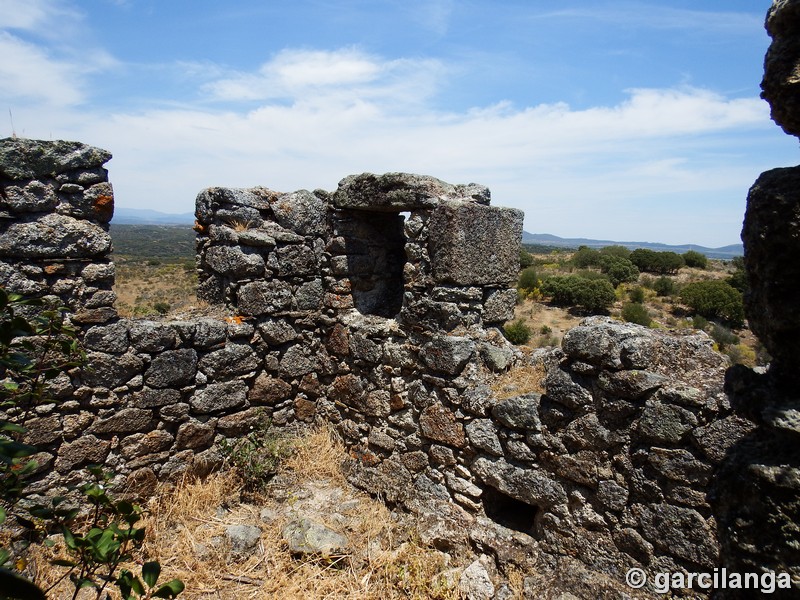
0,137 -> 758,596
711,2 -> 800,597
0,138 -> 116,323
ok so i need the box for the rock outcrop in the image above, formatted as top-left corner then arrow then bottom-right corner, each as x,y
711,2 -> 800,597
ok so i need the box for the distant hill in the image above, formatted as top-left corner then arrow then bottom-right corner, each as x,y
522,232 -> 743,259
110,224 -> 195,260
113,207 -> 195,225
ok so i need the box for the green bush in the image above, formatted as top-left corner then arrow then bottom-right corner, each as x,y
683,250 -> 708,269
653,276 -> 676,297
540,275 -> 616,313
517,267 -> 538,293
681,280 -> 745,327
628,286 -> 645,303
692,315 -> 709,331
219,415 -> 296,498
503,319 -> 532,345
621,302 -> 651,327
727,256 -> 747,293
519,249 -> 534,268
710,323 -> 739,349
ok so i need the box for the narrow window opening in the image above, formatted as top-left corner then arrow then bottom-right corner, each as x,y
482,485 -> 539,537
345,211 -> 407,318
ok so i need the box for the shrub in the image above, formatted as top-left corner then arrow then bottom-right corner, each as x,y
539,324 -> 552,335
692,315 -> 709,331
683,250 -> 708,269
681,280 -> 745,327
727,257 -> 747,293
709,323 -> 740,349
219,416 -> 296,498
725,343 -> 756,367
628,286 -> 645,303
517,267 -> 538,293
653,276 -> 676,297
621,302 -> 651,327
503,319 -> 532,345
519,249 -> 534,268
153,301 -> 171,315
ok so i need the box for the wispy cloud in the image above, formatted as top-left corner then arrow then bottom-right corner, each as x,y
531,2 -> 761,33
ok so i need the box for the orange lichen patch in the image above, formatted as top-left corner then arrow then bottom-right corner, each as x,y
193,220 -> 207,234
224,315 -> 250,324
349,447 -> 380,467
93,193 -> 114,221
43,263 -> 66,275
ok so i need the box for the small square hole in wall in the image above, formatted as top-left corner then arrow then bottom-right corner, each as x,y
482,485 -> 539,537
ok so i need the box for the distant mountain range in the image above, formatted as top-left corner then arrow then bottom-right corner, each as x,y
522,232 -> 743,259
113,207 -> 195,225
112,208 -> 743,259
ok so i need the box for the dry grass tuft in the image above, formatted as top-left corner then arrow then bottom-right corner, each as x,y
281,425 -> 348,487
491,360 -> 547,399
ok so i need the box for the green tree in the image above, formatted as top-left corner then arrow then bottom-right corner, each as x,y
599,245 -> 631,260
599,255 -> 639,287
680,280 -> 745,327
682,250 -> 708,269
630,249 -> 685,275
540,275 -> 615,313
727,256 -> 747,293
571,246 -> 602,268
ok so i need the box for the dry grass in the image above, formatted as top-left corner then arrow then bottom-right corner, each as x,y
26,426 -> 465,600
490,359 -> 547,400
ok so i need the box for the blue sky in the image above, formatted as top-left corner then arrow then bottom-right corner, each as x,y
1,0 -> 796,247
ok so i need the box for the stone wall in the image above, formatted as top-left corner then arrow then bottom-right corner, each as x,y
0,137 -> 757,596
0,138 -> 116,324
711,2 -> 800,597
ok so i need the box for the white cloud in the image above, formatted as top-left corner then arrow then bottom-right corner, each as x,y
0,32 -> 86,105
204,48 -> 445,110
58,79 -> 770,247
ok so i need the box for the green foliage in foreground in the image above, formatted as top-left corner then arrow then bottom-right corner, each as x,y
0,288 -> 183,600
680,280 -> 745,328
503,319 -> 532,345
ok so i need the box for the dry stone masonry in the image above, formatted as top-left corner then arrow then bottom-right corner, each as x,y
711,2 -> 800,597
0,133 -> 764,597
